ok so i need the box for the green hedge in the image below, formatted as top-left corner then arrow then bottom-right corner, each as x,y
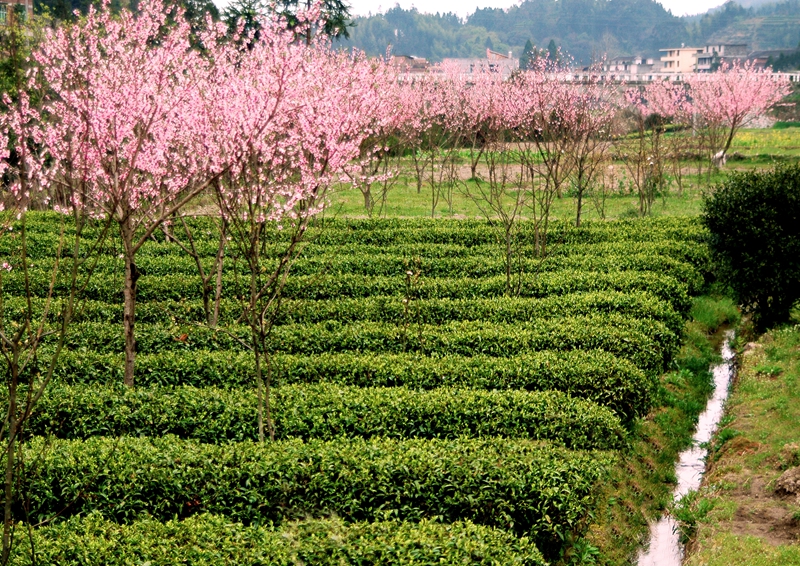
22,383 -> 625,450
8,290 -> 683,336
50,349 -> 654,419
550,240 -> 710,269
275,291 -> 684,336
28,250 -> 699,293
10,514 -> 547,565
59,315 -> 671,372
21,436 -> 613,555
286,271 -> 691,314
14,214 -> 704,245
7,216 -> 705,265
6,269 -> 689,314
289,217 -> 706,247
4,236 -> 709,285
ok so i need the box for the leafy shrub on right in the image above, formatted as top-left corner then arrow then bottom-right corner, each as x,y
703,164 -> 800,330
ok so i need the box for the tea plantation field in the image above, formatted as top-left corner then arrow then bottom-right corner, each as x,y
1,215 -> 710,564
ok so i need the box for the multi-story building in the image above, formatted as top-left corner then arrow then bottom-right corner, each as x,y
388,55 -> 430,76
693,44 -> 749,72
605,55 -> 663,76
659,45 -> 704,73
442,49 -> 519,79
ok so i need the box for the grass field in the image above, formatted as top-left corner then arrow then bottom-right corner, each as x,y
328,126 -> 800,221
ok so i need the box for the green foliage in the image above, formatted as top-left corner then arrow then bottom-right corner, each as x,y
1,213 -> 710,562
520,38 -> 536,69
551,240 -> 711,271
274,291 -> 684,335
341,0 -> 800,65
10,215 -> 708,248
703,164 -> 800,330
28,249 -> 700,289
754,362 -> 783,377
672,489 -> 715,543
0,11 -> 35,101
20,383 -> 626,449
275,0 -> 352,39
689,296 -> 741,334
10,513 -> 547,565
6,290 -> 684,337
0,234 -> 712,275
49,349 -> 654,420
2,269 -> 691,314
343,0 -> 685,64
339,7 -> 509,61
54,315 -> 672,372
20,436 -> 613,556
222,0 -> 350,44
674,324 -> 717,376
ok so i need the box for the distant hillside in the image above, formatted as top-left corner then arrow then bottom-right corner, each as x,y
734,0 -> 781,8
695,0 -> 800,50
339,7 -> 512,60
467,0 -> 686,63
340,0 -> 800,65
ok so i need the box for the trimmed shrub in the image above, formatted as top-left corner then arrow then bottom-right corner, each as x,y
22,436 -> 613,556
50,349 -> 653,420
10,514 -> 547,566
703,164 -> 800,329
2,269 -> 691,314
4,290 -> 684,337
22,383 -> 626,449
58,315 -> 670,372
34,250 -> 699,292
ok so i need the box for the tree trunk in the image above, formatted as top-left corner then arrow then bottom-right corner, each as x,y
575,166 -> 584,228
210,225 -> 226,328
2,361 -> 18,564
121,221 -> 139,388
504,229 -> 513,296
362,187 -> 373,215
470,144 -> 484,179
253,341 -> 266,443
212,243 -> 224,328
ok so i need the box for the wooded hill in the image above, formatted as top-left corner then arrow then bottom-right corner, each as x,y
340,0 -> 800,65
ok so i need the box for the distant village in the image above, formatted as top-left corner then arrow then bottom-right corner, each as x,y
389,44 -> 800,82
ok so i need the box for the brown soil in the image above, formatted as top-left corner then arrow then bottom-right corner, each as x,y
703,427 -> 800,548
730,493 -> 800,546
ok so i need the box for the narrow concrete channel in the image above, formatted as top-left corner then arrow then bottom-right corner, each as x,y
637,330 -> 736,566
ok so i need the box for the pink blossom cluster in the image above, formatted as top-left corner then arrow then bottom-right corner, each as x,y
0,1 -> 791,220
393,60 -> 619,154
0,0 -> 392,228
685,61 -> 790,131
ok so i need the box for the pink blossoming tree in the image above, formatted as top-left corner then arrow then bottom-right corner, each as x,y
686,61 -> 790,166
35,0 -> 224,386
623,79 -> 692,214
0,88 -> 113,560
203,10 -> 391,441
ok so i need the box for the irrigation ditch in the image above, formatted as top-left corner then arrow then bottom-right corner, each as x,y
638,330 -> 737,565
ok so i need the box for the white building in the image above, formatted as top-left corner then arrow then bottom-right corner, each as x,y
660,46 -> 704,73
693,44 -> 749,72
442,49 -> 519,80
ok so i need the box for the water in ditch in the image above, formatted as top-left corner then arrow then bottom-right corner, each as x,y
637,329 -> 736,566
